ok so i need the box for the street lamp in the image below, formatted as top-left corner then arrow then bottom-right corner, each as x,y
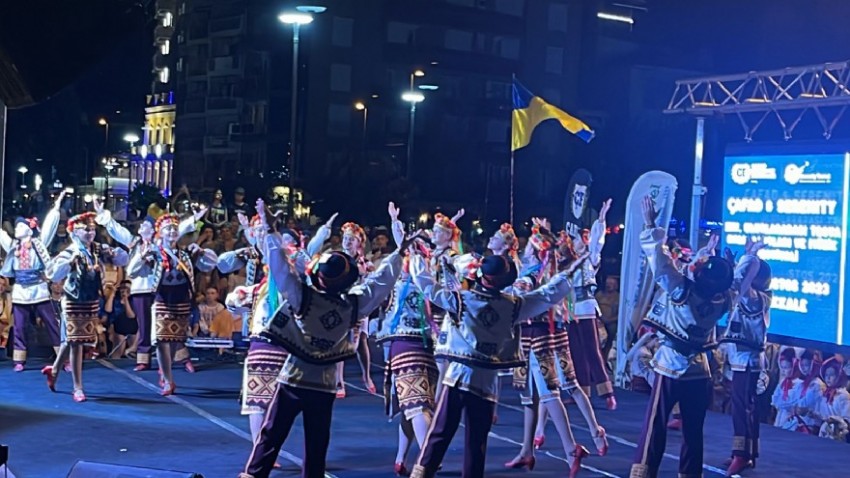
102,157 -> 117,202
279,5 -> 325,220
17,166 -> 28,189
402,90 -> 425,179
123,133 -> 140,153
354,101 -> 367,153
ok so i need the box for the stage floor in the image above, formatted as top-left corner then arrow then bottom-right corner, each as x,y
1,356 -> 848,478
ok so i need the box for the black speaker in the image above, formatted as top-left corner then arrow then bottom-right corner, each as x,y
0,0 -> 145,108
66,460 -> 203,478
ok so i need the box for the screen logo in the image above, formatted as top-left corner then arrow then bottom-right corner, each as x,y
731,162 -> 776,185
784,161 -> 832,185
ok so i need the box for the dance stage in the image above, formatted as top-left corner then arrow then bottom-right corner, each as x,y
1,358 -> 847,477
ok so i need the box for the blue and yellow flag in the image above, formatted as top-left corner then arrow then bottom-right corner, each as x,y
511,79 -> 594,151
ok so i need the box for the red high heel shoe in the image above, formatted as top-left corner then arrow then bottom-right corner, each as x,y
184,361 -> 196,373
569,445 -> 590,478
41,366 -> 57,392
606,395 -> 617,411
533,435 -> 545,449
593,427 -> 609,456
134,363 -> 150,372
13,363 -> 24,372
72,389 -> 87,403
161,381 -> 176,396
504,456 -> 535,471
393,462 -> 409,476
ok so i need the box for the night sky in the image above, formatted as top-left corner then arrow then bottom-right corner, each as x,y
4,0 -> 850,226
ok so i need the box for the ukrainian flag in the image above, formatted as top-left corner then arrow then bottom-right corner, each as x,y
511,79 -> 594,151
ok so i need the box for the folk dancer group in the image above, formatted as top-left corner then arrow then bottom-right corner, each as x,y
16,190 -> 798,478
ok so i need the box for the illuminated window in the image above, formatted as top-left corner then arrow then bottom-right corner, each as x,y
161,40 -> 170,55
159,67 -> 170,83
162,12 -> 173,27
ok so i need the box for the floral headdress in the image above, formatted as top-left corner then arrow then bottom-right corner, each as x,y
66,212 -> 97,232
432,213 -> 460,243
154,213 -> 181,234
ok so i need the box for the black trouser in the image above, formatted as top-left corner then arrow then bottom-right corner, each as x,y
242,384 -> 335,478
731,369 -> 760,459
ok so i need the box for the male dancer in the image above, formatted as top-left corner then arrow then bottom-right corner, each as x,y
42,212 -> 128,401
630,196 -> 733,478
240,205 -> 406,478
720,239 -> 770,476
127,213 -> 217,395
95,199 -> 204,370
409,253 -> 588,478
567,198 -> 617,409
0,192 -> 65,371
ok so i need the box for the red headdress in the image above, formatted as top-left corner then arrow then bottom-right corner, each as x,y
155,213 -> 181,234
432,213 -> 460,243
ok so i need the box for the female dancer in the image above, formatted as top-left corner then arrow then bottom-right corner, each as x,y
127,213 -> 217,395
375,203 -> 439,475
506,220 -> 606,474
42,212 -> 128,401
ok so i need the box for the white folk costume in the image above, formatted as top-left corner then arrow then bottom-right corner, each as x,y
816,358 -> 850,442
566,218 -> 614,400
719,253 -> 770,470
42,212 -> 129,402
0,205 -> 62,369
410,254 -> 584,478
127,213 -> 216,395
240,234 -> 402,478
630,226 -> 732,478
96,208 -> 195,369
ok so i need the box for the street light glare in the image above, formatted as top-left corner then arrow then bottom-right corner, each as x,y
418,84 -> 439,91
402,92 -> 425,103
17,166 -> 28,174
124,133 -> 140,143
413,70 -> 425,77
295,5 -> 327,13
354,102 -> 366,110
279,12 -> 314,24
98,118 -> 107,126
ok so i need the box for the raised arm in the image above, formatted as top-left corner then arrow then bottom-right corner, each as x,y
516,271 -> 572,321
94,201 -> 135,247
307,212 -> 338,257
589,199 -> 612,265
39,191 -> 65,247
179,206 -> 207,240
351,250 -> 403,316
640,196 -> 684,293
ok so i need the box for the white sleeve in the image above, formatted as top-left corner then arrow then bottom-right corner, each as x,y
517,271 -> 572,321
588,218 -> 606,266
640,227 -> 685,294
0,230 -> 11,252
46,249 -> 75,282
217,249 -> 248,274
39,206 -> 61,247
352,252 -> 403,316
96,210 -> 135,248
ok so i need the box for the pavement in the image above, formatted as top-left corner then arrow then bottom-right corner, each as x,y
0,354 -> 848,478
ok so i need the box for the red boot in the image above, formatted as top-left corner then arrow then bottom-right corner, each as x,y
605,395 -> 618,410
393,462 -> 409,476
593,427 -> 609,456
726,456 -> 751,476
504,455 -> 535,471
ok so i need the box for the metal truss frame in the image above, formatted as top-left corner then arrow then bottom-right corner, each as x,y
665,60 -> 850,141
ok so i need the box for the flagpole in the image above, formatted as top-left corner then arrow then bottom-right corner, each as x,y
510,150 -> 515,225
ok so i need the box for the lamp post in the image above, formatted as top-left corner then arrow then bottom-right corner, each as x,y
17,166 -> 28,190
97,118 -> 108,186
279,6 -> 325,221
102,157 -> 117,205
401,91 -> 424,179
354,101 -> 367,155
123,133 -> 140,153
404,70 -> 425,179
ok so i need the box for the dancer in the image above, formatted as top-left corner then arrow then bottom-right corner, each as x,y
720,240 -> 769,476
226,205 -> 328,446
127,213 -> 217,395
409,253 -> 587,478
509,221 -> 607,471
334,220 -> 376,397
222,199 -> 272,288
94,199 -> 204,370
567,198 -> 617,409
1,192 -> 65,371
41,212 -> 129,402
375,203 -> 438,476
240,206 -> 406,478
629,196 -> 733,478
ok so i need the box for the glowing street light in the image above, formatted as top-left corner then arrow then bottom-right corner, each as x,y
278,5 -> 326,220
401,92 -> 425,103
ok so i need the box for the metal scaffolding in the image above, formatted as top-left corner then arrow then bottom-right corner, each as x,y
664,60 -> 850,248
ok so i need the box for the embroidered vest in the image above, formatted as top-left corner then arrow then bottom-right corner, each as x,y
643,281 -> 730,355
720,290 -> 771,351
